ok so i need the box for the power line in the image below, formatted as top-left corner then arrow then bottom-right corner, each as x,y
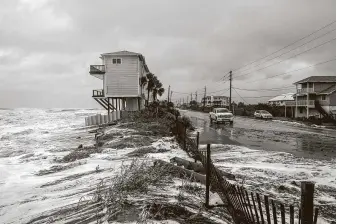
232,20 -> 336,72
233,86 -> 294,92
172,87 -> 230,96
236,28 -> 336,75
232,94 -> 280,99
233,87 -> 249,104
247,58 -> 336,83
235,37 -> 336,79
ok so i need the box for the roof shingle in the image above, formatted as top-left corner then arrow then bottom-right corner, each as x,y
319,84 -> 336,94
294,76 -> 336,84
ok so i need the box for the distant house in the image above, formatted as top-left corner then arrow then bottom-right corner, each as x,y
268,93 -> 295,106
285,76 -> 336,119
202,95 -> 229,107
89,51 -> 150,112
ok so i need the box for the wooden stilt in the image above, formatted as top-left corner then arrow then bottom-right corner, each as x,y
107,97 -> 110,114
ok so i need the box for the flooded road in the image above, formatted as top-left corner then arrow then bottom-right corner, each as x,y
181,110 -> 336,222
182,110 -> 336,160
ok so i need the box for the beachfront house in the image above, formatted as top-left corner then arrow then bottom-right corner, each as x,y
285,76 -> 336,119
89,51 -> 150,112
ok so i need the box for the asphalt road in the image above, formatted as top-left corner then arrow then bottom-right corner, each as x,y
181,110 -> 336,160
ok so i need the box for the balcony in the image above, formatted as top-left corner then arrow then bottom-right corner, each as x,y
296,88 -> 314,94
89,65 -> 105,80
318,100 -> 329,106
90,65 -> 105,74
285,101 -> 296,106
92,89 -> 104,98
285,100 -> 315,107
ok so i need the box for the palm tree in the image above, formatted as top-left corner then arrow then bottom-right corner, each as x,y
140,76 -> 147,99
152,78 -> 165,101
146,73 -> 155,105
140,76 -> 147,89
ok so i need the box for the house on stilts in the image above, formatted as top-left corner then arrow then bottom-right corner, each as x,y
86,51 -> 149,126
89,50 -> 149,113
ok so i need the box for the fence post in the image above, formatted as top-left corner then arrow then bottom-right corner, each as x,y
205,143 -> 211,208
195,132 -> 200,162
300,181 -> 315,224
184,125 -> 187,151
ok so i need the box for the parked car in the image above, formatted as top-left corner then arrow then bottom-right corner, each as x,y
209,108 -> 234,124
254,110 -> 273,119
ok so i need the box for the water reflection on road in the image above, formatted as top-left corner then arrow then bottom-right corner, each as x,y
184,110 -> 336,160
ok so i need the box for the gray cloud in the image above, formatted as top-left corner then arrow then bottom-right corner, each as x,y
0,0 -> 335,107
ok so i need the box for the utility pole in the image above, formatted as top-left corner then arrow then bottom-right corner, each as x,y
229,71 -> 232,111
203,86 -> 207,110
167,85 -> 170,102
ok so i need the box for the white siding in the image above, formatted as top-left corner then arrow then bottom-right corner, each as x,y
104,55 -> 139,97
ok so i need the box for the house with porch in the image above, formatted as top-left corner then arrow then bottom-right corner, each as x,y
89,51 -> 149,112
285,76 -> 336,119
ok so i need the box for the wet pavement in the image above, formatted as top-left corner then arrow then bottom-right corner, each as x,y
181,110 -> 336,161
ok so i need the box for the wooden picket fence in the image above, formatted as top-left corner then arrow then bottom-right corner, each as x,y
175,119 -> 319,224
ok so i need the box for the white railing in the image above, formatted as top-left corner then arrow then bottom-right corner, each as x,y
296,100 -> 315,106
318,100 -> 329,106
89,65 -> 105,74
85,112 -> 121,126
297,88 -> 314,94
285,101 -> 296,106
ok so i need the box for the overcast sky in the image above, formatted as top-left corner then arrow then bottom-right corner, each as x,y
0,0 -> 335,108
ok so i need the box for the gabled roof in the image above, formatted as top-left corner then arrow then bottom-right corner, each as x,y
101,50 -> 140,56
318,84 -> 336,94
100,50 -> 149,72
294,76 -> 336,84
268,93 -> 295,102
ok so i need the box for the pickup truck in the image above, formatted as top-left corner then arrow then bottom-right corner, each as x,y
209,108 -> 234,124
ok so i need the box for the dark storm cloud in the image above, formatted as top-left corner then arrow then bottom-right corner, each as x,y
0,0 -> 335,107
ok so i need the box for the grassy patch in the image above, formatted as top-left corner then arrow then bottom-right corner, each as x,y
144,203 -> 219,224
105,135 -> 155,149
59,146 -> 103,163
36,161 -> 86,176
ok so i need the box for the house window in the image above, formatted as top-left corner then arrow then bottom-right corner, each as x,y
322,95 -> 326,100
112,58 -> 122,64
299,107 -> 303,113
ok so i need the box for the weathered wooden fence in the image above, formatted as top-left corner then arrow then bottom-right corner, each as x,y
175,118 -> 320,224
85,111 -> 121,126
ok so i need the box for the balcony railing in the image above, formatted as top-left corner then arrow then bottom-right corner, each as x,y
318,100 -> 329,106
90,65 -> 105,74
285,101 -> 296,106
297,88 -> 314,94
297,100 -> 315,106
285,100 -> 315,106
92,89 -> 104,97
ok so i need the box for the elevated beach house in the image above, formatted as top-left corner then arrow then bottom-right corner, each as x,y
285,76 -> 336,119
89,51 -> 149,112
202,95 -> 230,107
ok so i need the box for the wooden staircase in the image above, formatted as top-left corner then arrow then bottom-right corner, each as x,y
94,98 -> 116,111
314,100 -> 335,121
